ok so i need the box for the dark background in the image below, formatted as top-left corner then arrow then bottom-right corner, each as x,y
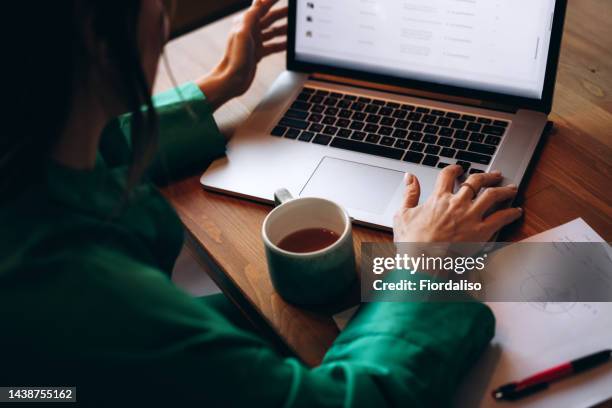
170,1 -> 251,39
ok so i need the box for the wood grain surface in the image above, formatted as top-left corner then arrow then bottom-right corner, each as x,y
156,0 -> 611,404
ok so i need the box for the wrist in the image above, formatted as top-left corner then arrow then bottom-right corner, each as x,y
196,62 -> 236,111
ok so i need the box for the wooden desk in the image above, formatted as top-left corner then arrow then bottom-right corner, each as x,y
156,0 -> 612,392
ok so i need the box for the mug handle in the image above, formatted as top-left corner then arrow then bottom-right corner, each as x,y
274,188 -> 294,207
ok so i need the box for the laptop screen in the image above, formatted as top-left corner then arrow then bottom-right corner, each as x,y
294,0 -> 557,100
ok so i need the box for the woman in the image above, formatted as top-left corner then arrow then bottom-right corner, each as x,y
0,0 -> 523,405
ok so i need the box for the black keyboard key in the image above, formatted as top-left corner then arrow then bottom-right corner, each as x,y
466,122 -> 482,132
380,136 -> 395,146
477,117 -> 492,124
365,105 -> 380,114
302,88 -> 315,94
350,121 -> 366,131
309,113 -> 323,123
298,131 -> 315,142
403,151 -> 424,164
446,112 -> 461,119
401,104 -> 415,111
454,130 -> 469,140
337,129 -> 352,138
296,93 -> 311,102
393,129 -> 408,139
431,109 -> 446,116
372,99 -> 386,106
409,142 -> 425,152
343,94 -> 357,101
423,134 -> 437,144
451,120 -> 467,130
322,116 -> 336,125
423,115 -> 437,124
409,122 -> 425,131
366,134 -> 380,144
453,140 -> 469,150
286,128 -> 301,139
358,96 -> 372,103
424,125 -> 439,134
311,104 -> 325,113
353,112 -> 367,121
338,109 -> 352,118
378,126 -> 393,136
425,145 -> 441,155
394,139 -> 409,149
422,155 -> 439,167
493,120 -> 509,128
469,142 -> 496,155
366,114 -> 381,124
285,109 -> 309,120
437,137 -> 453,147
437,117 -> 452,126
462,114 -> 476,122
469,133 -> 484,143
351,102 -> 366,111
438,162 -> 451,169
380,117 -> 395,126
310,95 -> 324,104
482,125 -> 505,136
485,135 -> 501,146
386,101 -> 400,108
271,126 -> 287,137
379,107 -> 393,116
439,127 -> 454,137
395,120 -> 410,129
330,92 -> 342,98
393,109 -> 408,119
313,134 -> 332,145
337,99 -> 351,109
408,131 -> 423,141
456,161 -> 471,173
351,131 -> 366,141
364,124 -> 379,133
315,89 -> 330,96
456,151 -> 492,165
292,101 -> 311,111
440,148 -> 456,158
330,138 -> 405,160
323,126 -> 338,136
280,118 -> 308,129
324,107 -> 339,116
309,123 -> 324,132
416,107 -> 430,113
470,169 -> 485,174
336,118 -> 350,128
408,112 -> 422,121
323,97 -> 338,107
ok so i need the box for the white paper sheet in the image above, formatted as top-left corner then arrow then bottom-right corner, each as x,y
333,218 -> 612,407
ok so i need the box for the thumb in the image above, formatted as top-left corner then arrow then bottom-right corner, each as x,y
402,173 -> 421,209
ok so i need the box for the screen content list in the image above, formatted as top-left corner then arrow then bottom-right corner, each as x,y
295,0 -> 556,99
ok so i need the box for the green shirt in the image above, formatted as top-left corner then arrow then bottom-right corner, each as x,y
0,82 -> 495,407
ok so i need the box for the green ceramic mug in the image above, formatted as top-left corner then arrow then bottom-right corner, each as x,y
261,189 -> 356,305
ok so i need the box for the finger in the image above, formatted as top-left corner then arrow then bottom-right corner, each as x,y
472,185 -> 519,215
261,6 -> 289,29
482,207 -> 523,234
434,164 -> 464,196
456,170 -> 502,200
260,40 -> 287,58
402,173 -> 421,209
252,0 -> 280,19
262,24 -> 287,42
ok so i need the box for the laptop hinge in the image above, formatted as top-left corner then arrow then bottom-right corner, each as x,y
310,73 -> 519,114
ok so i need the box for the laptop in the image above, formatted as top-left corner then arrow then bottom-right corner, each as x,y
201,0 -> 567,229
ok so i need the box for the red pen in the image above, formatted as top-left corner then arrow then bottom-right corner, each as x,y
492,349 -> 612,401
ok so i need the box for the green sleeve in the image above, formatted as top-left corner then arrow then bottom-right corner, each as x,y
99,82 -> 226,184
48,250 -> 494,407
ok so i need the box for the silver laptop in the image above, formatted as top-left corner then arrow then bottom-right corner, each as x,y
201,0 -> 567,229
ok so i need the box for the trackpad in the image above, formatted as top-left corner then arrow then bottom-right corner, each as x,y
300,157 -> 404,215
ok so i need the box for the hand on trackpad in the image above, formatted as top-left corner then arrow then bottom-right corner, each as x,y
299,157 -> 406,215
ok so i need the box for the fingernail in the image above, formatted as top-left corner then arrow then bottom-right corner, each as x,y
508,184 -> 518,189
405,173 -> 414,184
492,170 -> 502,175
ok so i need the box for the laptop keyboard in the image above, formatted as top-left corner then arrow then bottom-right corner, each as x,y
270,87 -> 510,174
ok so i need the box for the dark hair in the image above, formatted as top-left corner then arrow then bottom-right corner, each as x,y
1,1 -> 158,195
